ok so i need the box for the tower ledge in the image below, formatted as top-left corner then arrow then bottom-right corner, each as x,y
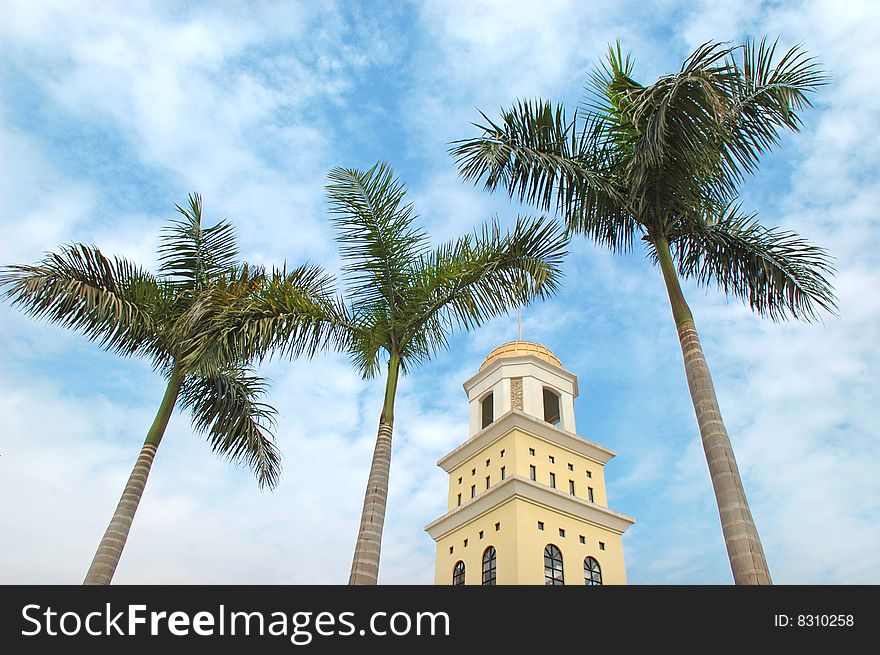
425,474 -> 635,541
437,408 -> 615,473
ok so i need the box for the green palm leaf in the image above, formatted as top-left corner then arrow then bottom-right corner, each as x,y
0,244 -> 170,366
326,163 -> 429,318
158,193 -> 240,292
178,263 -> 344,371
179,366 -> 281,489
668,204 -> 837,321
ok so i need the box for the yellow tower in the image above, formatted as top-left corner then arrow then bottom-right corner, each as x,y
425,340 -> 635,585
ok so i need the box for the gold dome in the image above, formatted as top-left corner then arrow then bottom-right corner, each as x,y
480,340 -> 563,370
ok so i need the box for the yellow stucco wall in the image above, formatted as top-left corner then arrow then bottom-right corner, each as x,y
433,498 -> 520,585
446,427 -> 608,511
446,431 -> 518,510
434,427 -> 627,585
512,499 -> 627,585
433,496 -> 626,585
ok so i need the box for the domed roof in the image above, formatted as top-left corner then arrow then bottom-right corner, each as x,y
480,340 -> 563,370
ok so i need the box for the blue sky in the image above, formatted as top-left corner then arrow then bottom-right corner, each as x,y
1,0 -> 878,584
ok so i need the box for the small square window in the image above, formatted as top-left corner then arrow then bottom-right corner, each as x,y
579,535 -> 586,544
586,470 -> 592,478
449,546 -> 454,554
495,522 -> 501,531
599,542 -> 605,551
457,477 -> 462,484
529,448 -> 535,456
559,528 -> 565,537
479,530 -> 484,539
485,459 -> 490,467
549,455 -> 555,464
537,521 -> 544,531
568,463 -> 574,471
463,539 -> 468,547
500,449 -> 505,457
471,468 -> 476,476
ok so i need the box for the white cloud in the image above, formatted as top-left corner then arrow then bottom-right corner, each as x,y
1,0 -> 878,587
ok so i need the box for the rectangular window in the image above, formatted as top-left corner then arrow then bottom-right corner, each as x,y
569,480 -> 576,495
463,539 -> 468,547
588,486 -> 595,503
485,458 -> 490,467
479,530 -> 484,539
586,470 -> 592,478
500,466 -> 506,480
529,447 -> 535,456
579,535 -> 586,544
599,542 -> 605,550
481,393 -> 494,429
500,449 -> 505,457
568,463 -> 574,471
495,522 -> 501,531
559,528 -> 565,537
457,477 -> 462,484
549,455 -> 555,464
471,485 -> 476,498
549,472 -> 556,488
529,465 -> 536,481
457,493 -> 461,506
449,546 -> 454,554
485,476 -> 490,489
537,521 -> 544,531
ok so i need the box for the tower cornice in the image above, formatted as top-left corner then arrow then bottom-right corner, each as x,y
463,353 -> 579,398
437,409 -> 615,473
425,474 -> 635,540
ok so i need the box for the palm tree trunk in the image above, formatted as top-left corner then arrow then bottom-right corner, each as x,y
348,355 -> 400,585
655,237 -> 771,585
83,367 -> 183,585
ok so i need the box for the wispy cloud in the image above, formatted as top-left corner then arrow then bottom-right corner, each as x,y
1,1 -> 877,585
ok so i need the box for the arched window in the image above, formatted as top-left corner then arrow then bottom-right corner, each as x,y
482,546 -> 497,585
584,556 -> 602,586
452,561 -> 466,586
544,544 -> 564,585
481,392 -> 494,429
543,388 -> 560,425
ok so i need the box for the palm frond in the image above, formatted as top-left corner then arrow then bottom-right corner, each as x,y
666,204 -> 837,321
158,192 -> 240,291
179,366 -> 281,489
721,38 -> 828,181
0,244 -> 170,363
326,163 -> 429,319
398,215 -> 568,368
177,263 -> 345,372
345,305 -> 393,379
450,100 -> 630,249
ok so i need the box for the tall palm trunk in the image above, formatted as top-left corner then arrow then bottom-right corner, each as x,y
83,367 -> 183,585
349,356 -> 400,585
655,237 -> 771,585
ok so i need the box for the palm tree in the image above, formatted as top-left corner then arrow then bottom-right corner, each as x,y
1,194 -> 336,584
451,39 -> 836,585
326,163 -> 567,584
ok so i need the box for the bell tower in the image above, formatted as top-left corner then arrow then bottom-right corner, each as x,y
425,340 -> 635,585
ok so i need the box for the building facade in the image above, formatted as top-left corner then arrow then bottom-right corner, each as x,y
425,340 -> 635,585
